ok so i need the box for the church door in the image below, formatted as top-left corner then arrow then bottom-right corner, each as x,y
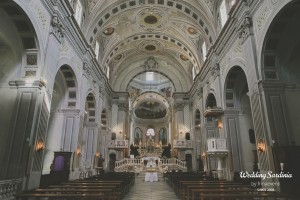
108,153 -> 116,171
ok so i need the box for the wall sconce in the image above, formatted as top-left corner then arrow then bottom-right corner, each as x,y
76,147 -> 81,156
179,131 -> 183,134
217,118 -> 223,129
96,152 -> 100,157
257,139 -> 266,152
119,131 -> 123,134
36,139 -> 45,152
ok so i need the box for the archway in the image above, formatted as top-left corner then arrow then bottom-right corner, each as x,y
261,0 -> 300,194
82,93 -> 97,170
224,66 -> 255,172
43,65 -> 78,174
185,154 -> 193,172
0,1 -> 40,181
108,153 -> 116,171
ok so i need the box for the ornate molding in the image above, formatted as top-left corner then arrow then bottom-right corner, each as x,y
143,56 -> 158,71
51,0 -> 59,6
174,103 -> 185,112
118,103 -> 128,111
211,61 -> 220,77
239,16 -> 253,44
51,14 -> 65,42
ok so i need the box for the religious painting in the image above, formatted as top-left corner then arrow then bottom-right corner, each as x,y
159,128 -> 167,145
134,101 -> 167,119
134,127 -> 143,145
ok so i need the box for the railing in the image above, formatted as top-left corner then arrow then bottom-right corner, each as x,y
114,158 -> 143,172
173,140 -> 194,148
79,170 -> 93,180
0,179 -> 22,200
159,158 -> 187,171
207,138 -> 228,152
107,140 -> 129,148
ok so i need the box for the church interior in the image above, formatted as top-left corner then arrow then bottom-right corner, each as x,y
0,0 -> 300,199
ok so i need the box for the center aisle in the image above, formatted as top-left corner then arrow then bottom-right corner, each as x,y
123,173 -> 180,200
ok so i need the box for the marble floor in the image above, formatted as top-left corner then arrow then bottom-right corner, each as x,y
122,173 -> 180,200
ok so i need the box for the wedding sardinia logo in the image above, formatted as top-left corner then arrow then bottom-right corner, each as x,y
239,171 -> 293,191
239,171 -> 293,180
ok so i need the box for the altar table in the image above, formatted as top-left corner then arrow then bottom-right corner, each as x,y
145,172 -> 158,182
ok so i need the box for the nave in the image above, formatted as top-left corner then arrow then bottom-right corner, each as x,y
123,173 -> 179,200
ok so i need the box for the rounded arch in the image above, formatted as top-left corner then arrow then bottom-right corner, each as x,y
158,127 -> 167,145
100,109 -> 107,131
54,65 -> 78,108
134,127 -> 143,145
194,108 -> 201,126
0,2 -> 40,81
258,0 -> 300,80
224,66 -> 248,109
85,93 -> 96,122
205,93 -> 217,108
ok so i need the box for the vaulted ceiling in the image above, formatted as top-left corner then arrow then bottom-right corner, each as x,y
82,0 -> 220,94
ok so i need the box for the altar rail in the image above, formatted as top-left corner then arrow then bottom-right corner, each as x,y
107,140 -> 129,148
115,158 -> 143,172
0,178 -> 22,200
160,158 -> 187,171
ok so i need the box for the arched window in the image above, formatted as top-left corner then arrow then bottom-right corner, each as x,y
134,127 -> 143,145
111,132 -> 116,140
202,41 -> 207,60
94,41 -> 99,61
101,109 -> 107,131
85,93 -> 96,122
195,109 -> 201,129
219,0 -> 228,27
206,93 -> 217,108
74,0 -> 83,26
159,128 -> 167,145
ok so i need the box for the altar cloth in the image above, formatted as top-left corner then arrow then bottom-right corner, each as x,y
145,172 -> 158,182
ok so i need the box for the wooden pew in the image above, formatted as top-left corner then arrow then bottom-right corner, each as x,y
181,184 -> 251,200
15,193 -> 106,200
191,192 -> 295,200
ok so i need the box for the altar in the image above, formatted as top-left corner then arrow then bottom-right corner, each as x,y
145,172 -> 158,182
144,159 -> 158,182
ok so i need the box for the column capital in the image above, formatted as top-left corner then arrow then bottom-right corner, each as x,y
174,103 -> 185,112
118,103 -> 128,111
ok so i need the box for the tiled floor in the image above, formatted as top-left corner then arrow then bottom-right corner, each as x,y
123,173 -> 180,200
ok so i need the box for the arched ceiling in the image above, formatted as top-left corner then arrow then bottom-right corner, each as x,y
83,0 -> 219,93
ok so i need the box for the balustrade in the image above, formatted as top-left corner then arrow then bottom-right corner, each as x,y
0,179 -> 22,200
107,140 -> 128,148
207,138 -> 228,152
173,140 -> 194,149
